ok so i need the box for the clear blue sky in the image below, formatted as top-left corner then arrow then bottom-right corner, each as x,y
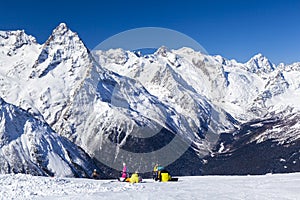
1,0 -> 299,64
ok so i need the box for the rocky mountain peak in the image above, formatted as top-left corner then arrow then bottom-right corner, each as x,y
30,23 -> 91,78
155,46 -> 170,57
53,23 -> 68,33
246,53 -> 275,74
0,30 -> 37,55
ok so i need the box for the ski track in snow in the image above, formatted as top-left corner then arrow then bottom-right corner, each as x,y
0,173 -> 299,200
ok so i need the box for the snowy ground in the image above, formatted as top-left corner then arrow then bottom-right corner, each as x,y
0,173 -> 299,200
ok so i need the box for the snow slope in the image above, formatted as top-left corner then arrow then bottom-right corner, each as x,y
0,98 -> 98,177
0,173 -> 299,200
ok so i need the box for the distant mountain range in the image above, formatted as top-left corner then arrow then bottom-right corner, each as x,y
0,23 -> 299,177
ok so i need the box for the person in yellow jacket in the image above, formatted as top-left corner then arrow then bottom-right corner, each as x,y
153,164 -> 158,180
130,171 -> 142,183
153,164 -> 165,181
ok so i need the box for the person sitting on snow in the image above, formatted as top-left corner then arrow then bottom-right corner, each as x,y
91,169 -> 100,179
130,171 -> 142,183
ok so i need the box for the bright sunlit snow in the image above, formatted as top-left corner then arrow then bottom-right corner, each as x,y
0,173 -> 299,200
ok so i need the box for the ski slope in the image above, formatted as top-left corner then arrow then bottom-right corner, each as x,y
0,173 -> 299,200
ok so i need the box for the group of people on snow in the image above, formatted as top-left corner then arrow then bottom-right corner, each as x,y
152,163 -> 175,182
91,162 -> 176,183
118,162 -> 142,183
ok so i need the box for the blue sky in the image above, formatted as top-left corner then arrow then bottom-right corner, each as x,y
1,0 -> 299,64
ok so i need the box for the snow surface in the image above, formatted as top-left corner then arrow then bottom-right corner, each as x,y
0,173 -> 299,200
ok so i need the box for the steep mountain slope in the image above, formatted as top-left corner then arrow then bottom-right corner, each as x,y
1,24 -> 228,176
0,98 -> 98,177
92,46 -> 300,175
93,47 -> 234,152
0,23 -> 300,176
202,110 -> 300,175
0,30 -> 41,104
93,46 -> 300,126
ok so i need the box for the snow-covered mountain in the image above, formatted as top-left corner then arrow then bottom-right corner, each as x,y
93,47 -> 300,122
0,98 -> 98,177
0,23 -> 224,176
92,45 -> 300,174
0,23 -> 299,177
